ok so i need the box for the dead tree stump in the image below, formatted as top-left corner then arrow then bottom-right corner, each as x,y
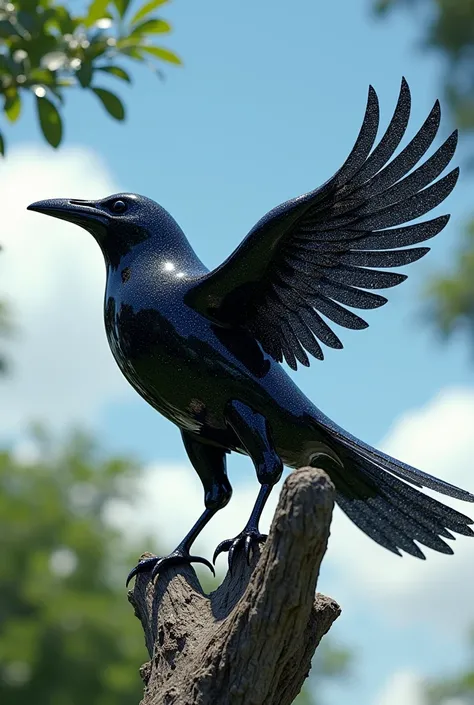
128,467 -> 341,705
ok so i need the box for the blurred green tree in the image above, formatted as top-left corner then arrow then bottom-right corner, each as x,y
294,641 -> 352,705
0,426 -> 149,704
374,0 -> 474,346
0,0 -> 181,154
0,296 -> 10,373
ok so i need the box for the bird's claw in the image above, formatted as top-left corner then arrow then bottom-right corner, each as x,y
126,549 -> 215,587
126,556 -> 158,586
213,529 -> 267,573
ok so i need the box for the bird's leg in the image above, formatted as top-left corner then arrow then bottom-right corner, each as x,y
126,433 -> 232,585
215,483 -> 273,568
214,400 -> 283,571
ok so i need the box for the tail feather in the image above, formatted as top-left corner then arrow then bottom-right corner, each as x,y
362,466 -> 457,543
313,418 -> 474,558
344,445 -> 474,530
336,492 -> 405,557
315,410 -> 474,502
331,460 -> 452,558
322,456 -> 426,557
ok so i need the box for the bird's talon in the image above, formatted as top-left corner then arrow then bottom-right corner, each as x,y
126,556 -> 160,587
228,543 -> 237,573
213,529 -> 268,572
149,550 -> 215,581
212,539 -> 233,565
190,554 -> 216,577
126,549 -> 214,586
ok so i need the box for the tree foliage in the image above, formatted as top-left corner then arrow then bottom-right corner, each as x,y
0,297 -> 10,374
374,0 -> 474,345
425,219 -> 474,341
0,427 -> 149,704
0,0 -> 181,153
294,641 -> 352,705
375,0 -> 474,134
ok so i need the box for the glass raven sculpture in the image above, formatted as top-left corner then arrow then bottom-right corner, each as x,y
28,78 -> 474,585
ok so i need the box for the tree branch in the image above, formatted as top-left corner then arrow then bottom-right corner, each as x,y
128,467 -> 340,705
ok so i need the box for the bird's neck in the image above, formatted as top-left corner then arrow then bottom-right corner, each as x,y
104,231 -> 208,281
102,228 -> 208,278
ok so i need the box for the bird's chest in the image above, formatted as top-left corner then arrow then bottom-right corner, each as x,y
104,275 -> 186,372
103,274 -> 225,429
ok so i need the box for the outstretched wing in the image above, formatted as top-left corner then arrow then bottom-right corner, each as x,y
186,79 -> 459,369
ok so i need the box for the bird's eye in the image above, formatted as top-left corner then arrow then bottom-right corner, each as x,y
111,199 -> 127,214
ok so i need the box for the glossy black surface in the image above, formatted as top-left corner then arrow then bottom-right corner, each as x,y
28,79 -> 474,580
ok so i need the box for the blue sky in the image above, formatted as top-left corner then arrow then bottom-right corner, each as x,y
2,1 -> 474,704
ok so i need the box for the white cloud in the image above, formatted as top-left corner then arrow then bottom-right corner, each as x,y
374,671 -> 428,705
0,145 -> 131,437
327,387 -> 474,630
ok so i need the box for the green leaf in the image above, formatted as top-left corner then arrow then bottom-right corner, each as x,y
84,0 -> 110,27
130,18 -> 171,36
92,87 -> 125,120
36,96 -> 63,148
113,0 -> 132,17
28,68 -> 55,85
17,0 -> 38,14
118,45 -> 145,60
84,38 -> 109,61
130,0 -> 169,26
77,62 -> 94,88
5,93 -> 21,123
140,45 -> 181,64
16,8 -> 41,34
0,131 -> 5,157
97,65 -> 131,82
47,5 -> 78,34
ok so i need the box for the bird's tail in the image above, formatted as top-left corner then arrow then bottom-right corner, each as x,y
311,415 -> 474,558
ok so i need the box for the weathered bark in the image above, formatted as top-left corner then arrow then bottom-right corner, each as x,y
128,467 -> 340,705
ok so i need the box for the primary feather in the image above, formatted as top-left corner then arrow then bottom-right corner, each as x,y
187,78 -> 458,369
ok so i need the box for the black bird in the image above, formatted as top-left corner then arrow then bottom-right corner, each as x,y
28,79 -> 474,585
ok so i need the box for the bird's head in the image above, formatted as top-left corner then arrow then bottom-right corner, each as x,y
27,192 -> 189,268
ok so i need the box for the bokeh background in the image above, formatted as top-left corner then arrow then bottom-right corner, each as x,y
2,1 -> 474,704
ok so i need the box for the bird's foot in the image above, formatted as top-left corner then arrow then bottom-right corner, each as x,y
126,548 -> 215,587
213,528 -> 267,572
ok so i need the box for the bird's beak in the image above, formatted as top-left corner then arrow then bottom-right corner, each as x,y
27,198 -> 109,228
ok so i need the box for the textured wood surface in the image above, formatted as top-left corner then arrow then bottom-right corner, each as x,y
128,467 -> 340,705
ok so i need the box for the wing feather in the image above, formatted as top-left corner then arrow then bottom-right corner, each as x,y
186,79 -> 458,367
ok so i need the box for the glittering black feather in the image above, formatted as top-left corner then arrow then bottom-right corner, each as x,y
188,79 -> 458,368
330,446 -> 473,558
314,408 -> 474,503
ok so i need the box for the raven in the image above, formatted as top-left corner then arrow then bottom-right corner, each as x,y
28,79 -> 474,585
